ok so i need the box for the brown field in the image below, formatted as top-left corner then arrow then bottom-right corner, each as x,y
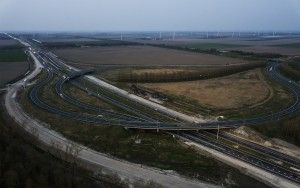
131,38 -> 300,56
54,46 -> 252,66
230,46 -> 300,56
0,62 -> 28,87
142,69 -> 271,109
135,38 -> 300,46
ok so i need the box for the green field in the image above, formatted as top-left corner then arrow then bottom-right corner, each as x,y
272,43 -> 300,49
0,49 -> 27,62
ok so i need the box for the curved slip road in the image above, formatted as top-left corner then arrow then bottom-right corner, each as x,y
5,35 -> 300,186
4,47 -> 219,188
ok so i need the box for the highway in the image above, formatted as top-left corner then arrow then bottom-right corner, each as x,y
4,43 -> 217,188
177,131 -> 300,183
26,48 -> 300,184
28,53 -> 300,131
5,34 -> 300,186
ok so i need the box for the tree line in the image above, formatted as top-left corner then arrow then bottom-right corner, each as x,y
117,63 -> 265,83
280,62 -> 300,81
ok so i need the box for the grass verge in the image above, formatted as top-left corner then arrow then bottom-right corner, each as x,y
19,76 -> 270,188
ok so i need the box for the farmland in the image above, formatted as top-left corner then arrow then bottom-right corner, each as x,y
0,49 -> 27,62
54,45 -> 254,66
131,37 -> 300,56
132,37 -> 300,47
0,39 -> 21,47
40,38 -> 138,49
0,39 -> 28,88
183,43 -> 247,50
0,61 -> 29,87
229,46 -> 300,56
52,42 -> 290,117
272,43 -> 300,48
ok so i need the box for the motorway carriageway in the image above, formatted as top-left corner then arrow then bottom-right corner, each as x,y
31,53 -> 300,130
27,48 -> 300,184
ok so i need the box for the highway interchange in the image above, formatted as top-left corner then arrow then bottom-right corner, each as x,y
29,52 -> 300,130
7,36 -> 300,186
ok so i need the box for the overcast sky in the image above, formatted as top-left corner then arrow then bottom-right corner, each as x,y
0,0 -> 299,32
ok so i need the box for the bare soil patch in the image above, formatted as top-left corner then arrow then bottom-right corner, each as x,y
142,69 -> 270,109
54,46 -> 251,66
